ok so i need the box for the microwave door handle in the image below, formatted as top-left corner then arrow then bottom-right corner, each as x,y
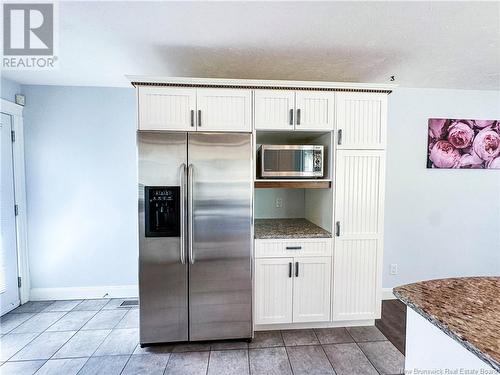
188,164 -> 195,264
179,163 -> 186,264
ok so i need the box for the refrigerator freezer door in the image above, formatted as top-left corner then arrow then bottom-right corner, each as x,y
188,132 -> 253,341
138,131 -> 188,344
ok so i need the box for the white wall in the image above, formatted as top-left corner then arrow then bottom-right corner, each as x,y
384,88 -> 500,288
254,189 -> 305,218
19,84 -> 500,298
22,85 -> 138,297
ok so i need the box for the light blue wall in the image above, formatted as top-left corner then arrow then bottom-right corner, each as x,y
20,84 -> 500,292
1,77 -> 21,102
384,88 -> 500,288
22,85 -> 137,289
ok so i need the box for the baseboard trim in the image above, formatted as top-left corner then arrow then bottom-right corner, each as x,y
382,287 -> 396,300
255,319 -> 375,331
30,285 -> 138,301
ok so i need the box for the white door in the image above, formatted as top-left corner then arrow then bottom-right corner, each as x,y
292,257 -> 331,322
138,87 -> 196,131
254,90 -> 295,130
196,89 -> 252,132
295,91 -> 335,131
254,258 -> 293,324
333,150 -> 385,320
335,92 -> 387,149
1,113 -> 20,315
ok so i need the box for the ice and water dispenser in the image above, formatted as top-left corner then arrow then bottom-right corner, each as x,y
144,186 -> 180,237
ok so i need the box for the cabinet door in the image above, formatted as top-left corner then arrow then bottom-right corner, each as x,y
254,258 -> 293,324
196,89 -> 252,132
333,150 -> 385,321
254,90 -> 295,130
293,257 -> 331,322
138,87 -> 196,131
336,92 -> 387,149
295,91 -> 335,131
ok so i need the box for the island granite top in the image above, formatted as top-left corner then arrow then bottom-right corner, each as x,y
254,218 -> 331,239
393,277 -> 500,371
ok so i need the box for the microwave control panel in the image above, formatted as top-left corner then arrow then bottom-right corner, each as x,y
313,150 -> 322,172
144,186 -> 180,237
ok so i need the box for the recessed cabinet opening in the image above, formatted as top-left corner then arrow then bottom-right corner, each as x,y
254,187 -> 333,235
255,131 -> 333,185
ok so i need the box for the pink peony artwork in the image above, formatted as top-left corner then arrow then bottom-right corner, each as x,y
427,118 -> 500,169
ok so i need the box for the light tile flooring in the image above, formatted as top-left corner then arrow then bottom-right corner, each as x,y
1,299 -> 405,375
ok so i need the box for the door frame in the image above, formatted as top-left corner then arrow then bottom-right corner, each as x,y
1,98 -> 30,305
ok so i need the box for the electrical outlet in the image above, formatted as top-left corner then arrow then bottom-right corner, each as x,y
275,197 -> 283,208
390,264 -> 398,275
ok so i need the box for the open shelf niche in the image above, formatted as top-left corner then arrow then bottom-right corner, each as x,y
254,131 -> 334,234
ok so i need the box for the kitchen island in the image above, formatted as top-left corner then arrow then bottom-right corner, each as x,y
394,277 -> 500,373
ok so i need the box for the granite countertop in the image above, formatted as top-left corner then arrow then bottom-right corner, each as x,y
393,277 -> 500,371
255,218 -> 332,239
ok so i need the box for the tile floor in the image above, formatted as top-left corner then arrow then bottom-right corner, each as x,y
0,299 -> 405,375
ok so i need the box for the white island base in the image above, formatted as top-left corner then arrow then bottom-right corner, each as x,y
405,309 -> 498,374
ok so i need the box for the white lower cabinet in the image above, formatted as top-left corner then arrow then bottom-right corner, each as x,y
254,258 -> 293,324
293,257 -> 331,322
254,239 -> 332,325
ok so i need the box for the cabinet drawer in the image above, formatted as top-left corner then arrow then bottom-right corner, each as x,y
255,238 -> 332,258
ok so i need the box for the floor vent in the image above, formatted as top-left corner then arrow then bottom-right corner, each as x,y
120,300 -> 138,307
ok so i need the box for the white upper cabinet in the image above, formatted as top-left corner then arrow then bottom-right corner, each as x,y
254,90 -> 334,131
254,90 -> 295,130
295,91 -> 335,131
138,87 -> 196,131
138,87 -> 251,132
336,92 -> 388,149
196,89 -> 252,132
292,256 -> 331,322
254,257 -> 294,325
332,150 -> 385,321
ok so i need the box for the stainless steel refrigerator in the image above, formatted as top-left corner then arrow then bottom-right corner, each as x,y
138,131 -> 253,345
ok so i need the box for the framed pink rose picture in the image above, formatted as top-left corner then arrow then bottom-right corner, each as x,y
427,118 -> 500,169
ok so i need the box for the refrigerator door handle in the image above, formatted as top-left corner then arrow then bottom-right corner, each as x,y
179,163 -> 187,264
188,163 -> 195,264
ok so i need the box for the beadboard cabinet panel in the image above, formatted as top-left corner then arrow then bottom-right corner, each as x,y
196,89 -> 252,132
254,90 -> 295,130
295,91 -> 335,131
293,257 -> 331,322
333,150 -> 385,321
334,150 -> 385,237
254,258 -> 294,325
336,92 -> 387,149
332,239 -> 381,320
138,87 -> 196,131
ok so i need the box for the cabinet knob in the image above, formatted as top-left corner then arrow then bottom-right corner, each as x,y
336,221 -> 341,237
289,262 -> 292,278
337,129 -> 343,145
295,262 -> 299,277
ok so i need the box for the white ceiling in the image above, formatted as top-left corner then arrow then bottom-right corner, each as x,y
3,1 -> 500,90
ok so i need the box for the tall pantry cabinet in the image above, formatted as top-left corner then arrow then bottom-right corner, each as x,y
332,92 -> 388,321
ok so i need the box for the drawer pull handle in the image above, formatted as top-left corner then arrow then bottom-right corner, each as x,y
289,262 -> 292,278
286,246 -> 302,250
295,262 -> 299,277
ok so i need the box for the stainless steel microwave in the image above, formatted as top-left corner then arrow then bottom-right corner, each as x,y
257,145 -> 324,178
